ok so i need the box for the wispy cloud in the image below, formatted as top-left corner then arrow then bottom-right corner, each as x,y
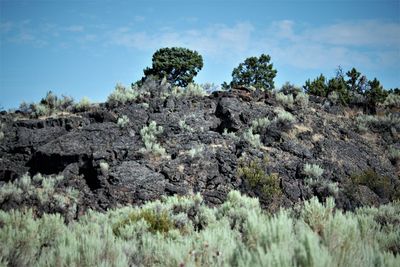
108,22 -> 255,61
107,19 -> 399,70
1,18 -> 398,71
65,25 -> 85,32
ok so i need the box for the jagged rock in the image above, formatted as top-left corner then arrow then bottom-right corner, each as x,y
0,90 -> 398,215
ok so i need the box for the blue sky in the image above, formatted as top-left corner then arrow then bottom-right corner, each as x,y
1,0 -> 399,109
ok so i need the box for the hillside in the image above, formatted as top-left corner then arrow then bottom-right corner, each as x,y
1,83 -> 399,214
0,83 -> 399,266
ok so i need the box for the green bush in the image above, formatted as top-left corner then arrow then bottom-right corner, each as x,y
295,92 -> 309,108
383,93 -> 400,109
275,92 -> 294,108
251,117 -> 271,134
139,121 -> 168,158
242,128 -> 262,148
1,191 -> 398,267
350,170 -> 396,199
238,156 -> 282,200
388,147 -> 400,164
0,122 -> 4,141
0,173 -> 79,221
108,83 -> 139,107
274,107 -> 295,123
74,97 -> 91,112
117,115 -> 130,129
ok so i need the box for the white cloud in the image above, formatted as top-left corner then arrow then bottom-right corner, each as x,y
108,22 -> 254,61
65,25 -> 85,32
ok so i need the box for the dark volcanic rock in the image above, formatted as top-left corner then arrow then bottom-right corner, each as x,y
0,89 -> 399,215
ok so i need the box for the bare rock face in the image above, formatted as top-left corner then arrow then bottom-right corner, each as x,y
0,90 -> 399,217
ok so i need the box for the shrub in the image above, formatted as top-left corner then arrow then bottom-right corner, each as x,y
179,119 -> 194,133
139,121 -> 168,158
0,191 -> 399,266
222,129 -> 240,142
355,114 -> 400,133
350,169 -> 396,199
327,91 -> 339,104
74,97 -> 91,112
274,108 -> 295,123
275,92 -> 294,108
0,173 -> 78,221
295,92 -> 309,108
184,83 -> 207,97
187,145 -> 204,158
117,115 -> 130,129
172,83 -> 207,97
383,93 -> 400,109
251,117 -> 271,134
238,156 -> 282,200
388,147 -> 400,164
33,103 -> 50,117
279,82 -> 302,95
108,83 -> 138,107
57,95 -> 75,110
242,128 -> 262,148
99,162 -> 109,176
303,164 -> 338,196
303,163 -> 324,179
0,122 -> 4,141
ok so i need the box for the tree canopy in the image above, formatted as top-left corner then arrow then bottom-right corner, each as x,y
230,54 -> 277,90
143,47 -> 203,87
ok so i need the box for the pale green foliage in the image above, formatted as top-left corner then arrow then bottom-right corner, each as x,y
74,96 -> 91,112
274,107 -> 295,123
242,128 -> 262,148
295,92 -> 309,108
185,83 -> 207,97
100,161 -> 109,176
303,164 -> 338,196
187,144 -> 204,158
140,121 -> 168,158
356,114 -> 400,133
0,122 -> 4,141
251,117 -> 271,134
0,173 -> 78,221
1,192 -> 398,266
179,119 -> 194,133
383,93 -> 400,109
117,115 -> 130,129
34,103 -> 49,117
304,163 -> 324,179
327,91 -> 339,104
222,128 -> 240,142
389,147 -> 400,163
172,83 -> 207,97
108,83 -> 139,107
275,92 -> 294,108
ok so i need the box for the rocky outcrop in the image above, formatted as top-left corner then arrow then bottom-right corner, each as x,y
0,89 -> 398,217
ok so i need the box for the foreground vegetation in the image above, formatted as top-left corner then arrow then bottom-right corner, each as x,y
0,191 -> 399,267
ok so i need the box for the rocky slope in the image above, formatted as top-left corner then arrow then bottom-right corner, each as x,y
0,88 -> 399,219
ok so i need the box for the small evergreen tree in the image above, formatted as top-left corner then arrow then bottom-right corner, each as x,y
326,67 -> 350,105
230,54 -> 277,90
143,47 -> 203,87
303,74 -> 328,97
346,67 -> 362,94
365,78 -> 388,114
